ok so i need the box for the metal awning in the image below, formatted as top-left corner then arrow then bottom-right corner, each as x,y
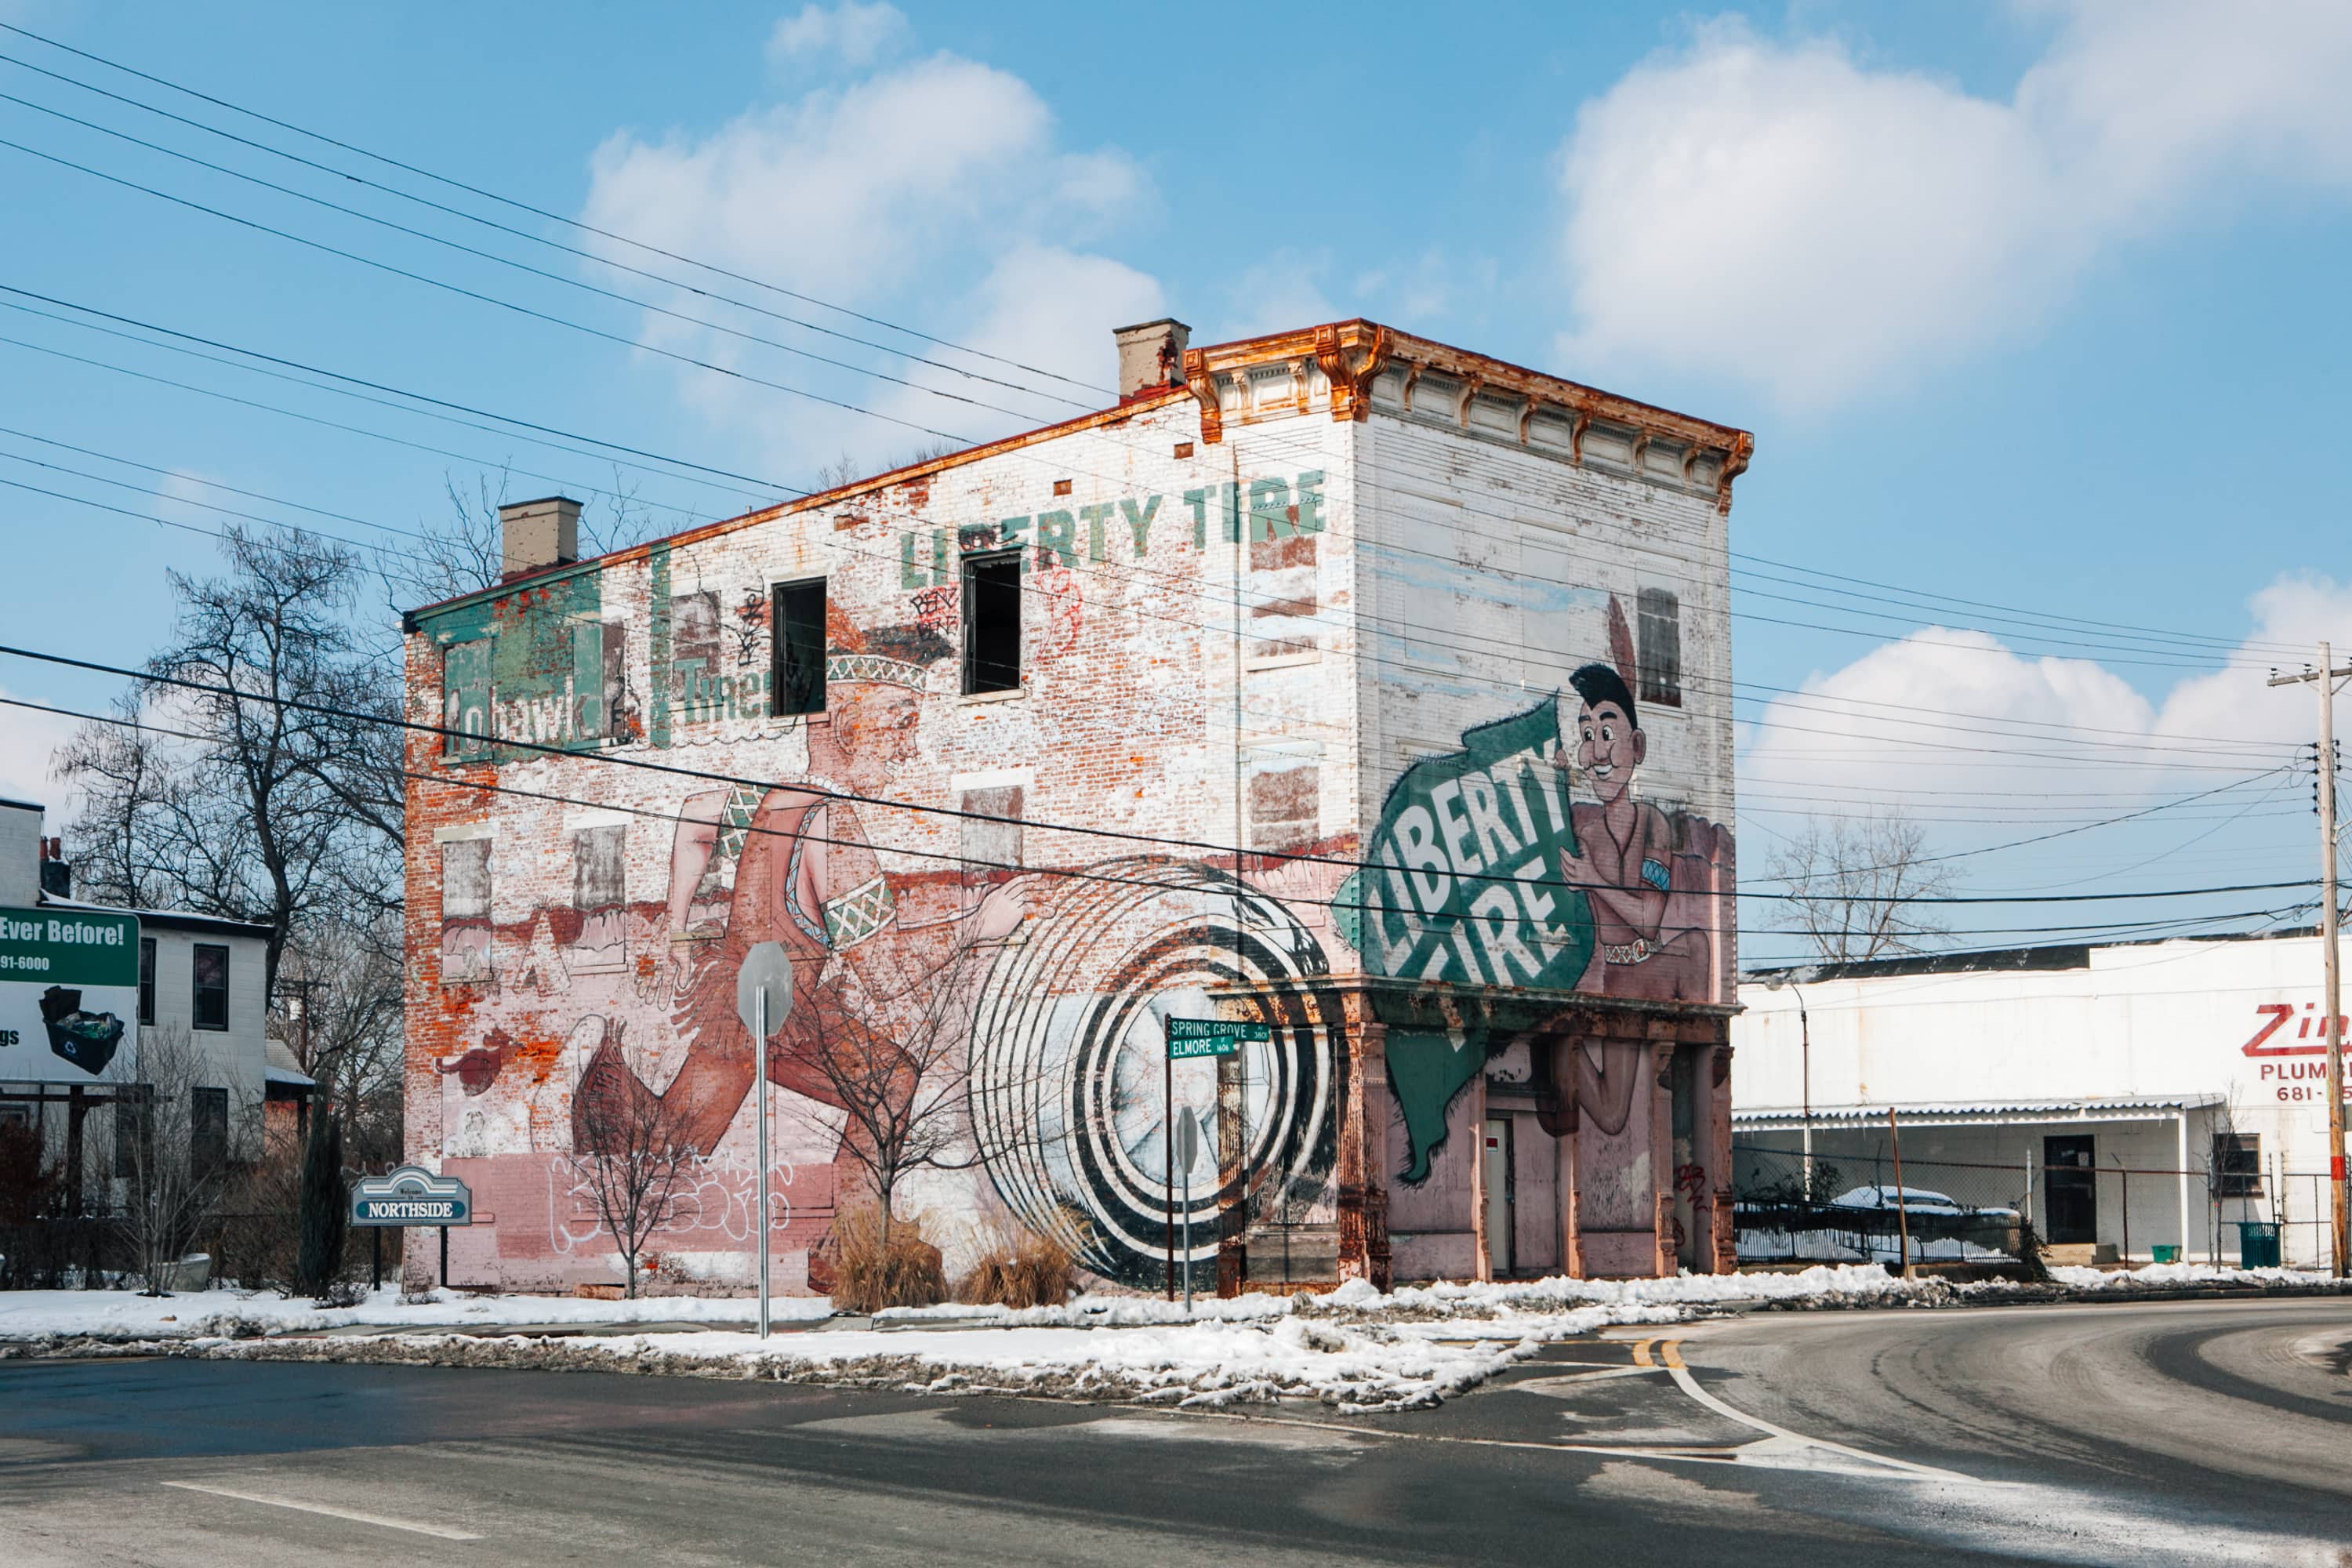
1733,1092 -> 2223,1132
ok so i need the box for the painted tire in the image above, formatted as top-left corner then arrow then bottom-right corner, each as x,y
967,857 -> 1340,1287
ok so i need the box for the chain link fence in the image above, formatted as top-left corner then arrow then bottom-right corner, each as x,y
1733,1138 -> 2332,1269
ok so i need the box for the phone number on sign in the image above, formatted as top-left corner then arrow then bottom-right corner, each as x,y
0,954 -> 52,972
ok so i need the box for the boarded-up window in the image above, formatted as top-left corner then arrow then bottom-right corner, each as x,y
568,825 -> 627,972
1637,587 -> 1682,709
441,837 -> 492,984
573,622 -> 629,740
670,590 -> 721,721
960,786 -> 1024,894
1247,760 -> 1319,853
443,638 -> 492,758
572,826 -> 626,911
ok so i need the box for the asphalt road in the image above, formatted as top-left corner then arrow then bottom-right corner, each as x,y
0,1296 -> 2346,1566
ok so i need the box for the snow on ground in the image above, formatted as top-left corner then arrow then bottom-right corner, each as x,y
3,1261 -> 2337,1412
0,1286 -> 833,1341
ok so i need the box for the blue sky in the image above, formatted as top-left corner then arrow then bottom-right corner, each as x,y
1,1 -> 2347,961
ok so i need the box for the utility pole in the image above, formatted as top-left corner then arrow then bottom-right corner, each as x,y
2271,643 -> 2350,1278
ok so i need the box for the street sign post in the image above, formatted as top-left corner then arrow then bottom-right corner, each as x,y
1172,1112 -> 1199,1312
736,942 -> 793,1338
350,1165 -> 473,1290
0,905 -> 140,1083
1162,1018 -> 1270,1298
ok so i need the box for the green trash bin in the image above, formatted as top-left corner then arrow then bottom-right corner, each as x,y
2236,1221 -> 2281,1269
2151,1244 -> 2180,1264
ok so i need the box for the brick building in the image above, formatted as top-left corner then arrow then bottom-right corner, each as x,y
400,319 -> 1751,1294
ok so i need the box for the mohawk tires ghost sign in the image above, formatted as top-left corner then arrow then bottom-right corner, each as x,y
1352,702 -> 1595,1180
0,906 -> 138,1081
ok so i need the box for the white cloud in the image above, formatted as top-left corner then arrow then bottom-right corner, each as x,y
583,39 -> 1156,476
766,2 -> 908,72
1739,574 -> 2352,833
0,686 -> 77,808
1555,3 -> 2352,409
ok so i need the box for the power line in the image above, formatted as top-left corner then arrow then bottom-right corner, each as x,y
0,640 -> 2318,917
0,23 -> 1111,399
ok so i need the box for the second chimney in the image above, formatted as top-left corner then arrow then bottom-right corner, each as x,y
499,495 -> 582,580
1112,318 -> 1190,401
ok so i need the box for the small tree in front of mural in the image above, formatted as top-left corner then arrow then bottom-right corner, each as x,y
570,1033 -> 700,1298
793,939 -> 999,1308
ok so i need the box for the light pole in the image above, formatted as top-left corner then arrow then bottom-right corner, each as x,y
1762,972 -> 1813,1196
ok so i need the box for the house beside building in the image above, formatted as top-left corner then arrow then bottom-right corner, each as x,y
0,797 -> 300,1204
1734,931 -> 2350,1268
399,318 -> 1751,1295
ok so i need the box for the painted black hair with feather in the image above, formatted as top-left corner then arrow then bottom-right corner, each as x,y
1568,662 -> 1639,731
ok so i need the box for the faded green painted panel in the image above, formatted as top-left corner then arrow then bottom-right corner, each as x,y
1363,699 -> 1593,1181
414,568 -> 606,756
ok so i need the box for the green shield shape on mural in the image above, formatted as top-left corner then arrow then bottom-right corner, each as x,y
1361,698 -> 1595,1182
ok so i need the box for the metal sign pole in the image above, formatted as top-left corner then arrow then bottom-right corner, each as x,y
757,985 -> 771,1340
1183,1148 -> 1192,1315
1164,1016 -> 1175,1303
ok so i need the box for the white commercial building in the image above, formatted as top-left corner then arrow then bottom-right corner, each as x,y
1733,932 -> 2347,1268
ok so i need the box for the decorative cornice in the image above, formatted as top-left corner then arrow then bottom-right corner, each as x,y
1312,321 -> 1391,423
1181,318 -> 1755,513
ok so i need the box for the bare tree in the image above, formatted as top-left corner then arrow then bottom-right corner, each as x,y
570,1033 -> 700,1298
100,1025 -> 248,1296
275,909 -> 405,1170
793,940 -> 993,1247
58,527 -> 400,997
1766,809 -> 1956,962
376,466 -> 663,612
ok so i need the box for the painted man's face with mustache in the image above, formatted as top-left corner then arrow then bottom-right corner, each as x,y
1575,698 -> 1645,804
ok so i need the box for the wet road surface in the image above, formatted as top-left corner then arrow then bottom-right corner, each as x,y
1,1295 -> 2346,1565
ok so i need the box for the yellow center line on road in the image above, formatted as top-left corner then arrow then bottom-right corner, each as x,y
159,1481 -> 484,1540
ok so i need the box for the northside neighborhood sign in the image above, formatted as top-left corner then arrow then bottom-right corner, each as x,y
350,1165 -> 473,1227
0,905 -> 140,1082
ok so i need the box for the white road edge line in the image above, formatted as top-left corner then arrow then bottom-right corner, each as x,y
1657,1353 -> 1978,1484
159,1481 -> 483,1540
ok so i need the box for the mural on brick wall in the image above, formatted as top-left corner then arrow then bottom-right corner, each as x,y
1350,595 -> 1735,1185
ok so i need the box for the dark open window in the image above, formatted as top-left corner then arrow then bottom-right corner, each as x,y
192,944 -> 230,1032
962,551 -> 1022,695
1637,586 -> 1682,708
138,936 -> 156,1025
2212,1132 -> 2261,1199
114,1093 -> 149,1179
191,1086 -> 227,1183
771,578 -> 828,716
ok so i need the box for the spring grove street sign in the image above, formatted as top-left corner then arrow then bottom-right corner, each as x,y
1165,1018 -> 1272,1059
0,905 -> 140,1081
350,1165 -> 473,1227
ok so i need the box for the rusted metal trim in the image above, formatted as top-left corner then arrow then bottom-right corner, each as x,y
1713,431 -> 1753,515
1181,347 -> 1224,446
1312,321 -> 1392,423
1569,410 -> 1591,467
1453,372 -> 1484,430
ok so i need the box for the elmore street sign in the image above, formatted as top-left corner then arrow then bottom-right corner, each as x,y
1165,1017 -> 1272,1059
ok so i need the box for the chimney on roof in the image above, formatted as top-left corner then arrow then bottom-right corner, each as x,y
1112,318 -> 1189,401
38,836 -> 68,898
499,495 -> 582,580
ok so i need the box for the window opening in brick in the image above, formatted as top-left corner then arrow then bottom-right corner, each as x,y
963,550 -> 1022,694
442,638 -> 492,758
138,936 -> 155,1025
1637,586 -> 1682,708
191,1085 -> 227,1184
771,578 -> 828,716
2212,1132 -> 2261,1199
192,943 -> 230,1032
1247,760 -> 1320,854
440,838 -> 494,985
